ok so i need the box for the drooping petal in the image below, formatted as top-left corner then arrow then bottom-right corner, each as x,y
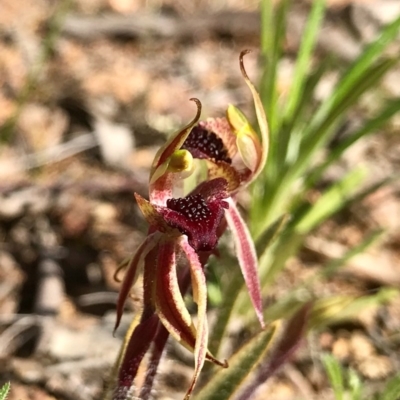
139,322 -> 169,400
180,236 -> 227,400
154,238 -> 197,347
224,197 -> 265,328
154,238 -> 225,366
114,232 -> 161,334
114,243 -> 161,399
114,313 -> 159,400
238,50 -> 270,185
140,255 -> 194,400
149,99 -> 202,205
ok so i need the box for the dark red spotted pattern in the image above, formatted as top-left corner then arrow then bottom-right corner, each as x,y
166,194 -> 211,222
182,126 -> 232,164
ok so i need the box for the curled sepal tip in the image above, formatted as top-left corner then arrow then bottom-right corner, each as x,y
238,50 -> 269,185
150,98 -> 202,184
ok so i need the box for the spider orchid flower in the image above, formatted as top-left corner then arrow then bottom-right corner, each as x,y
112,50 -> 269,400
179,50 -> 269,327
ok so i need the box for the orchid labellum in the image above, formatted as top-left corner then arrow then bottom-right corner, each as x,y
112,50 -> 269,400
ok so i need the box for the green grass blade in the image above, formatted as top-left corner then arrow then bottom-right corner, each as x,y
293,57 -> 396,180
262,228 -> 381,323
0,383 -> 10,400
311,290 -> 398,329
349,175 -> 399,207
255,214 -> 289,258
253,58 -> 396,238
250,59 -> 331,235
348,369 -> 363,400
284,0 -> 326,121
289,57 -> 332,129
305,97 -> 400,187
277,0 -> 326,167
207,264 -> 243,356
380,373 -> 400,400
308,15 -> 400,131
195,323 -> 280,400
322,229 -> 384,278
259,231 -> 303,289
260,0 -> 274,57
322,354 -> 345,400
295,168 -> 366,234
260,0 -> 291,177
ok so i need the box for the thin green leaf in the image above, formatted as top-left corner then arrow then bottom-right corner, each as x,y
305,97 -> 400,187
310,289 -> 398,329
348,174 -> 399,207
277,0 -> 326,166
348,369 -> 363,400
308,15 -> 400,131
261,229 -> 381,322
255,214 -> 289,258
295,58 -> 396,180
260,0 -> 291,173
207,259 -> 243,357
322,354 -> 345,400
252,57 -> 394,236
0,383 -> 10,400
295,168 -> 366,234
276,58 -> 332,174
237,303 -> 312,400
260,0 -> 274,57
194,323 -> 280,400
322,229 -> 384,279
288,56 -> 332,132
258,231 -> 303,289
284,0 -> 326,121
380,373 -> 400,400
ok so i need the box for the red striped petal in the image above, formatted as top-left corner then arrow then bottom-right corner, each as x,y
114,313 -> 159,400
114,233 -> 160,334
179,237 -> 209,399
154,238 -> 197,348
225,197 -> 265,328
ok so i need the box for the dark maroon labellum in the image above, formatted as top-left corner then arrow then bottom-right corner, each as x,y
163,192 -> 228,252
167,194 -> 211,222
182,126 -> 232,164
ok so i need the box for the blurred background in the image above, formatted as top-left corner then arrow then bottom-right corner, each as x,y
1,0 -> 400,399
